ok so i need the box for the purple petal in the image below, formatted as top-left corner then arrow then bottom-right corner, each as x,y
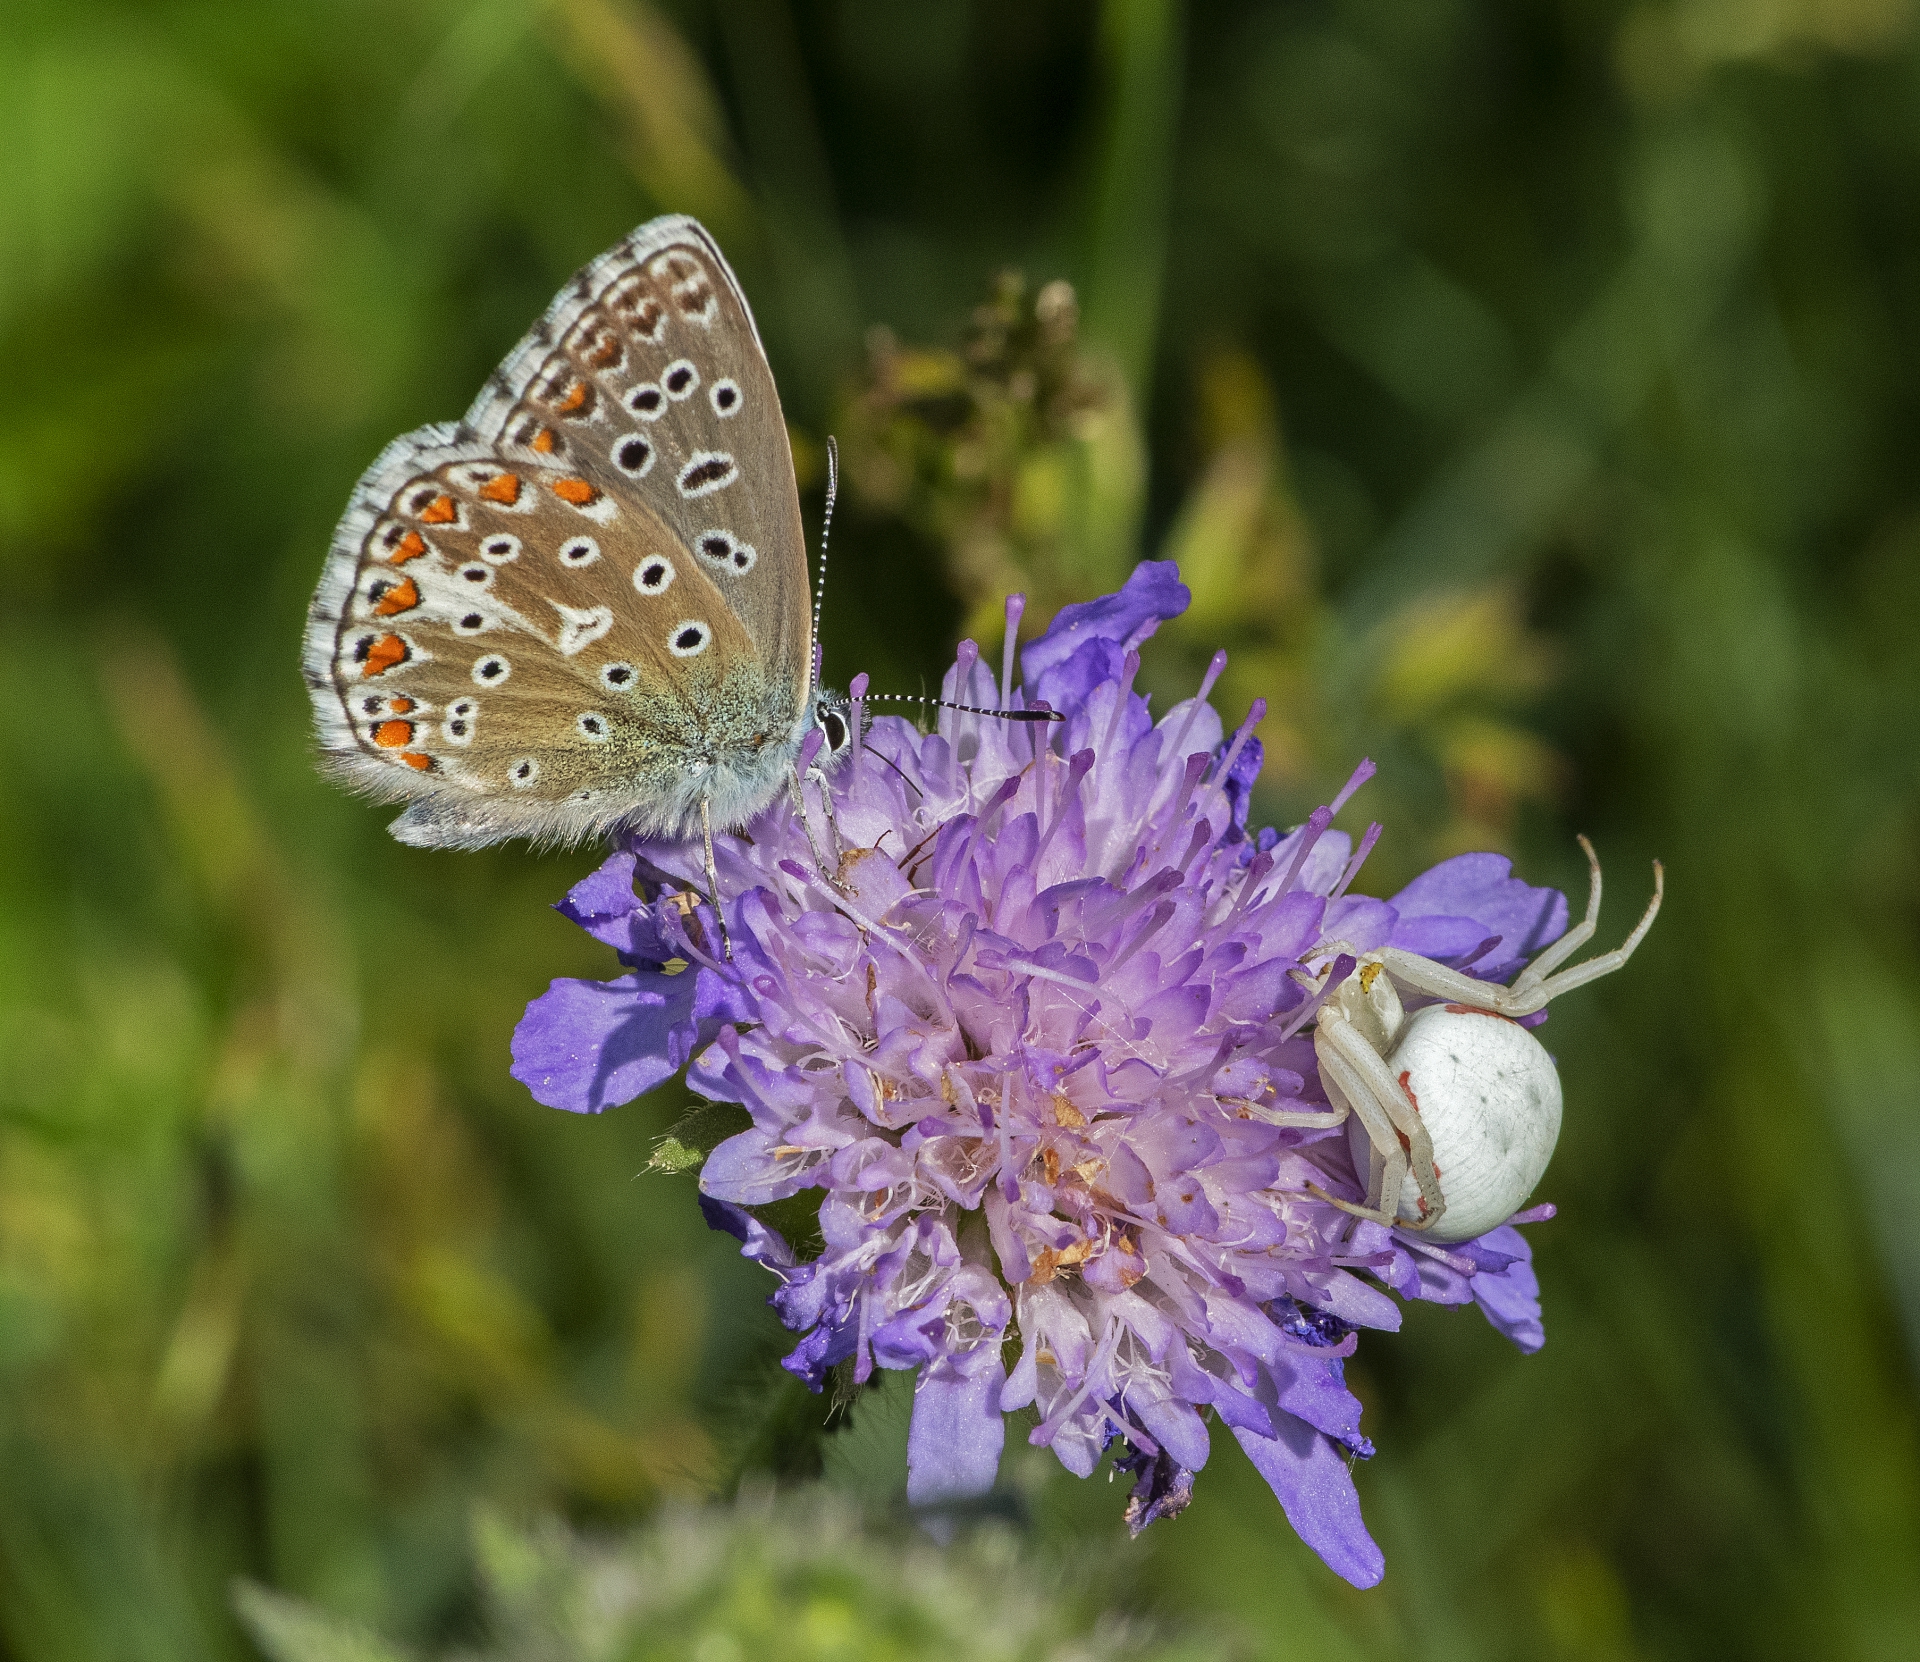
697,1194 -> 799,1275
906,1363 -> 1007,1504
1465,1223 -> 1547,1352
555,851 -> 669,960
1119,1445 -> 1197,1535
510,970 -> 700,1113
1022,562 -> 1190,685
1388,853 -> 1568,984
1220,735 -> 1264,843
1233,1417 -> 1385,1589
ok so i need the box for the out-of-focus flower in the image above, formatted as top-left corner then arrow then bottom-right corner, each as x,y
512,564 -> 1566,1588
236,1489 -> 1228,1662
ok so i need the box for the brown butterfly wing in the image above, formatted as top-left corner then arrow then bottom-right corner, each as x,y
302,218 -> 810,848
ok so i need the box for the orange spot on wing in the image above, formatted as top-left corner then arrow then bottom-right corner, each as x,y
390,530 -> 428,564
530,427 -> 557,454
556,382 -> 588,413
373,720 -> 414,747
398,752 -> 434,771
361,635 -> 408,676
372,577 -> 420,616
552,477 -> 598,507
418,494 -> 458,524
388,696 -> 414,714
479,472 -> 522,505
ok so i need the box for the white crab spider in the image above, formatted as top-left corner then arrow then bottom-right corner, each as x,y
1272,837 -> 1663,1244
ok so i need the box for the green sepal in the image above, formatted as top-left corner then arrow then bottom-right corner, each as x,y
646,1100 -> 751,1174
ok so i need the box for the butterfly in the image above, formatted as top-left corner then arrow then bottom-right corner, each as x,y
301,215 -> 847,866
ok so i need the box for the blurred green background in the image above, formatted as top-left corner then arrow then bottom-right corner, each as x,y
4,0 -> 1920,1657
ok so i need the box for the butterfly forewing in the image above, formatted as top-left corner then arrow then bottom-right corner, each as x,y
303,217 -> 813,849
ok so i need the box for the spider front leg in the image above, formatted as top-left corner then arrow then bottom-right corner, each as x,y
1312,1008 -> 1447,1232
1508,833 -> 1604,996
1374,845 -> 1664,1019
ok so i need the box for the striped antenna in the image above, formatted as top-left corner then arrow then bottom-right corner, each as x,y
861,692 -> 1063,724
810,436 -> 839,698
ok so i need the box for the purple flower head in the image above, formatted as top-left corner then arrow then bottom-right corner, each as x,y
514,562 -> 1569,1588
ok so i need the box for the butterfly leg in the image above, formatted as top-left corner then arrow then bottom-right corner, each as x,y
787,764 -> 847,891
806,764 -> 845,863
699,793 -> 734,962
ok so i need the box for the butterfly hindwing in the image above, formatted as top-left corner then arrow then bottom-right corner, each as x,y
302,216 -> 813,850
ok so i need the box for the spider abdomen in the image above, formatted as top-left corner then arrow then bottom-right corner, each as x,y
1370,1004 -> 1564,1243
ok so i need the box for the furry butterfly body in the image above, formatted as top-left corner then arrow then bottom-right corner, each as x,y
302,216 -> 820,850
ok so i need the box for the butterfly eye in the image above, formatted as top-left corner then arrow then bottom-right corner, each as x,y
558,537 -> 601,567
817,707 -> 850,753
600,662 -> 636,690
709,379 -> 741,417
480,534 -> 521,564
627,384 -> 666,419
669,620 -> 712,658
612,436 -> 654,477
453,611 -> 490,635
633,557 -> 676,595
473,654 -> 511,685
508,756 -> 540,788
459,564 -> 493,587
576,712 -> 611,743
662,359 -> 700,399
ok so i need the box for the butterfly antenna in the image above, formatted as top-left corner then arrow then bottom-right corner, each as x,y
861,693 -> 1063,724
811,435 -> 838,699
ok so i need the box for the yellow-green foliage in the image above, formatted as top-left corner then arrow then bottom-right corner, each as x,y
235,1494 -> 1227,1662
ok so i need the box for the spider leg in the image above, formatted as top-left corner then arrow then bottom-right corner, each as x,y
1316,1016 -> 1447,1232
1372,948 -> 1529,1011
1377,856 -> 1662,1016
1251,1105 -> 1350,1129
1305,1036 -> 1403,1227
1520,858 -> 1664,1005
1511,834 -> 1604,995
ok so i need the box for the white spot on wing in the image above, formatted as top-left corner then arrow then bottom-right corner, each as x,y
634,556 -> 675,594
677,452 -> 737,498
668,619 -> 712,658
611,434 -> 655,476
552,603 -> 615,656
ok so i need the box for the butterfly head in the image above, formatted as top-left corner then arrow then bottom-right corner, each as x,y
812,693 -> 854,762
